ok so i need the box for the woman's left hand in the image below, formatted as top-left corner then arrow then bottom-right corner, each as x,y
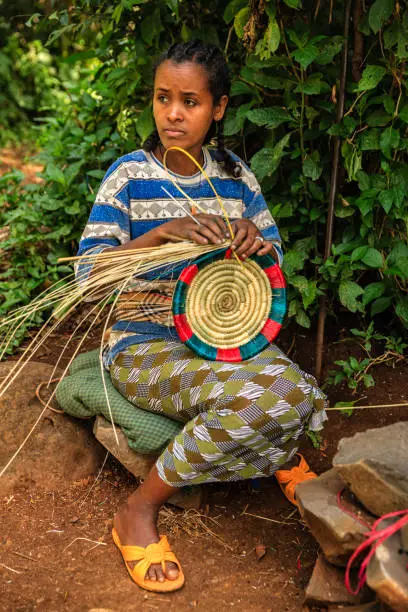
229,219 -> 275,259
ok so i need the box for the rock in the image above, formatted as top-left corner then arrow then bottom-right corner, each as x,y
93,415 -> 155,479
296,469 -> 370,566
367,528 -> 408,612
328,602 -> 384,611
333,423 -> 408,517
0,361 -> 106,495
305,554 -> 374,607
94,415 -> 202,510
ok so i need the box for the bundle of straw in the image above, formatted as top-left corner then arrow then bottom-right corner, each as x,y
0,240 -> 228,476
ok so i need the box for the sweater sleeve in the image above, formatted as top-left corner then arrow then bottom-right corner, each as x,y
75,158 -> 131,285
242,177 -> 283,266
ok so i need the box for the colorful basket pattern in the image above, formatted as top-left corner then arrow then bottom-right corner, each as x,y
173,248 -> 286,362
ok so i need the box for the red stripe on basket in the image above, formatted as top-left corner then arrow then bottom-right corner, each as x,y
261,318 -> 281,342
179,264 -> 198,285
173,314 -> 193,341
225,249 -> 233,259
216,347 -> 242,362
264,263 -> 285,287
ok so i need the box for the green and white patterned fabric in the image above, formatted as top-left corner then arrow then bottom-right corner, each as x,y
55,349 -> 182,454
110,340 -> 327,487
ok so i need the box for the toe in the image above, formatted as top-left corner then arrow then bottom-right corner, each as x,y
147,566 -> 157,581
156,565 -> 165,583
165,562 -> 179,581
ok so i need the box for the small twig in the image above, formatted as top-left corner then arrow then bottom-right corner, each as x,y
11,551 -> 38,562
241,508 -> 295,525
63,537 -> 107,553
0,563 -> 22,574
76,451 -> 109,506
35,379 -> 64,414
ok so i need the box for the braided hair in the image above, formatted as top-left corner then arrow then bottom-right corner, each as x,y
144,40 -> 241,178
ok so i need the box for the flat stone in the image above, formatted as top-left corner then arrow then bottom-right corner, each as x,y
297,469 -> 370,566
367,528 -> 408,612
0,361 -> 106,495
94,415 -> 202,510
93,415 -> 156,479
328,602 -> 384,611
333,423 -> 408,517
305,554 -> 373,607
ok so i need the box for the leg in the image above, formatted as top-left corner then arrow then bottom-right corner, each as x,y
114,465 -> 180,582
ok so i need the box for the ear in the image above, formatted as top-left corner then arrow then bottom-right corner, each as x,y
213,95 -> 228,122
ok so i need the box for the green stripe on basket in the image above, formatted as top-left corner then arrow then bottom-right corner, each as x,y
270,288 -> 287,323
187,334 -> 217,360
172,282 -> 187,315
240,335 -> 269,361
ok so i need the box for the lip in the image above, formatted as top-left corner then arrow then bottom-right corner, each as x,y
163,129 -> 185,137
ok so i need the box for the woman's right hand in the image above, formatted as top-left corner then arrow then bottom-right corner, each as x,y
158,214 -> 229,245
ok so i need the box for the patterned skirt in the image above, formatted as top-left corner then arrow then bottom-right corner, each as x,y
110,340 -> 327,487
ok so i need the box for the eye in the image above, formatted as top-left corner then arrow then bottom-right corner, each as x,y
185,98 -> 197,107
157,94 -> 168,103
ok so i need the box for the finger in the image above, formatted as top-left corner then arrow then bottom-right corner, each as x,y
245,238 -> 264,259
208,214 -> 228,237
196,222 -> 224,245
231,227 -> 248,250
189,230 -> 209,245
200,216 -> 226,241
235,234 -> 256,258
257,242 -> 274,256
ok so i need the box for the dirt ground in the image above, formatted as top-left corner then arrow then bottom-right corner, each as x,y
1,150 -> 407,611
1,319 -> 407,612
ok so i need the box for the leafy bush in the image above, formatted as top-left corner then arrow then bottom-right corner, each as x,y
1,0 -> 408,353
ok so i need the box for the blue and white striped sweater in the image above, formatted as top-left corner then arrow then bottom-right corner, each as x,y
76,147 -> 283,365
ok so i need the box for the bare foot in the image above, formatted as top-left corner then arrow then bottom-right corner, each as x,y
113,490 -> 179,583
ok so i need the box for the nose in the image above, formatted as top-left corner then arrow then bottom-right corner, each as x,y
167,102 -> 183,123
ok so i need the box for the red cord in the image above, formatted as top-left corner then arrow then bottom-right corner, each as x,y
344,509 -> 408,595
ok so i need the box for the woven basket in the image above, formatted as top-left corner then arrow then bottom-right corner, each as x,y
173,248 -> 286,362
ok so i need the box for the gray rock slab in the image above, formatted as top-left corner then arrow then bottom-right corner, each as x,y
0,361 -> 106,495
305,554 -> 373,607
333,422 -> 408,517
297,469 -> 370,566
328,601 -> 385,611
93,415 -> 202,510
367,528 -> 408,612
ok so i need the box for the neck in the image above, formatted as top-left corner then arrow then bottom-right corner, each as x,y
155,144 -> 204,176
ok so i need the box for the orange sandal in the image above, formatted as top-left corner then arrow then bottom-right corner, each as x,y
112,528 -> 185,592
274,454 -> 317,506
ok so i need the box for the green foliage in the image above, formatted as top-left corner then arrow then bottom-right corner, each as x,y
1,0 -> 408,355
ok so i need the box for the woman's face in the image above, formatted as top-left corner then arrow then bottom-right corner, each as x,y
153,60 -> 228,154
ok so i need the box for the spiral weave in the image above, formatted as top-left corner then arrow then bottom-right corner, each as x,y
186,258 -> 271,348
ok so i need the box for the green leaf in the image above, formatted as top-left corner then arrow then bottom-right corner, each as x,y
292,45 -> 319,70
87,169 -> 106,179
295,308 -> 311,328
250,134 -> 291,182
357,65 -> 386,91
315,36 -> 344,65
136,106 -> 155,142
360,129 -> 381,151
140,9 -> 162,46
339,281 -> 364,312
230,81 -> 255,97
380,127 -> 400,159
366,110 -> 392,127
371,296 -> 392,316
379,190 -> 394,213
234,7 -> 250,39
46,163 -> 66,186
256,16 -> 281,59
302,151 -> 322,181
341,141 -> 362,182
283,0 -> 301,8
246,107 -> 292,129
223,0 -> 247,24
369,0 -> 394,34
295,75 -> 330,95
351,245 -> 369,261
240,66 -> 283,90
363,282 -> 386,306
361,247 -> 383,268
399,104 -> 408,123
396,298 -> 408,325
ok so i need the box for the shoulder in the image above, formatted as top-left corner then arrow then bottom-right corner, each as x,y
101,149 -> 151,182
206,147 -> 261,194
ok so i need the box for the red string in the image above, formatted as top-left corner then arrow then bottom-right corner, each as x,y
344,508 -> 408,595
